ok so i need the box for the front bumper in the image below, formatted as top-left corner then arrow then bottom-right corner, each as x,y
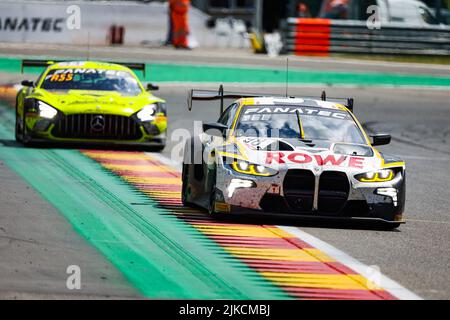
214,165 -> 405,223
219,208 -> 404,225
24,112 -> 167,145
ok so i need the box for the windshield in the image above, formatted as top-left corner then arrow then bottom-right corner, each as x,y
235,105 -> 366,144
40,68 -> 143,96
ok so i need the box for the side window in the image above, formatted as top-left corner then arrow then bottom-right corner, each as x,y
218,103 -> 238,127
36,67 -> 53,88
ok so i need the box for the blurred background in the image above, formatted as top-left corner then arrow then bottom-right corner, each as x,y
0,0 -> 449,59
0,0 -> 450,301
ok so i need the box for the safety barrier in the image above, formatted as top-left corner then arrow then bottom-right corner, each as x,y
282,18 -> 450,56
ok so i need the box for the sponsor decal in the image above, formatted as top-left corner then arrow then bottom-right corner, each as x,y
57,62 -> 85,67
266,151 -> 365,168
0,17 -> 64,32
45,68 -> 132,79
241,137 -> 275,150
49,73 -> 74,82
243,106 -> 349,120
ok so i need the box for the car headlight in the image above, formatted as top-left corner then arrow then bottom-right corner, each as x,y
231,160 -> 278,177
38,101 -> 58,119
355,169 -> 395,182
136,104 -> 157,122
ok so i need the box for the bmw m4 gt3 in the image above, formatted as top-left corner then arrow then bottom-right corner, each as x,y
182,87 -> 405,229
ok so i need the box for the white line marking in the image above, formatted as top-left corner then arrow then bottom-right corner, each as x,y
150,152 -> 422,300
277,226 -> 422,300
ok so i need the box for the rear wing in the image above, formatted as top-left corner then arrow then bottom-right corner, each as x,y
320,91 -> 354,112
187,85 -> 354,114
21,59 -> 146,77
188,85 -> 262,114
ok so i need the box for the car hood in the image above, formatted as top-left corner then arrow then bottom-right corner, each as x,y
30,88 -> 164,116
229,137 -> 382,173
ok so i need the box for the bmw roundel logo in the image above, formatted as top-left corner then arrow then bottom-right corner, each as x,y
91,115 -> 105,132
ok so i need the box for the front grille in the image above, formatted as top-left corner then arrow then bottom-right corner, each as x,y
318,171 -> 350,214
283,169 -> 315,212
52,114 -> 142,140
280,169 -> 350,215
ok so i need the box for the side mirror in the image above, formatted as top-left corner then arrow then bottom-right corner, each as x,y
371,133 -> 391,146
203,122 -> 228,138
146,83 -> 159,91
21,80 -> 34,87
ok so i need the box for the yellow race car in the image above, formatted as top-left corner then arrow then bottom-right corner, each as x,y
16,60 -> 167,151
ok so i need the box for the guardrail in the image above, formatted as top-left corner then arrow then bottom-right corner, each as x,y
281,18 -> 450,56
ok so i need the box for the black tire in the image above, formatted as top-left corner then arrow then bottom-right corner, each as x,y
208,186 -> 216,215
20,106 -> 32,146
207,171 -> 218,216
181,163 -> 191,207
15,107 -> 22,142
21,119 -> 32,146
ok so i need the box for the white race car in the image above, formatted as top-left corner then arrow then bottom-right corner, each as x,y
182,86 -> 405,229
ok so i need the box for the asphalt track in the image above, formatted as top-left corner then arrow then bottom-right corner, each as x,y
160,84 -> 450,300
0,47 -> 449,299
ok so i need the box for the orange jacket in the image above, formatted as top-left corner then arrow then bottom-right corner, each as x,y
169,0 -> 190,14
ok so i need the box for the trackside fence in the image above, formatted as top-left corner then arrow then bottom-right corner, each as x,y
281,18 -> 450,56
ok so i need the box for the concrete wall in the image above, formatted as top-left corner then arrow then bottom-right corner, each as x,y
0,1 -> 169,45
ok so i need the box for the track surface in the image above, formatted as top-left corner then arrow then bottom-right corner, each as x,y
0,48 -> 449,299
163,84 -> 450,299
82,149 -> 401,300
0,160 -> 140,299
0,104 -> 405,300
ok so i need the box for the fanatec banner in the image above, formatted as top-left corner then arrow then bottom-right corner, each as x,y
0,1 -> 169,45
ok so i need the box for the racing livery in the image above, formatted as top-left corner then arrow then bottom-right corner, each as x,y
15,60 -> 167,150
182,87 -> 405,228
